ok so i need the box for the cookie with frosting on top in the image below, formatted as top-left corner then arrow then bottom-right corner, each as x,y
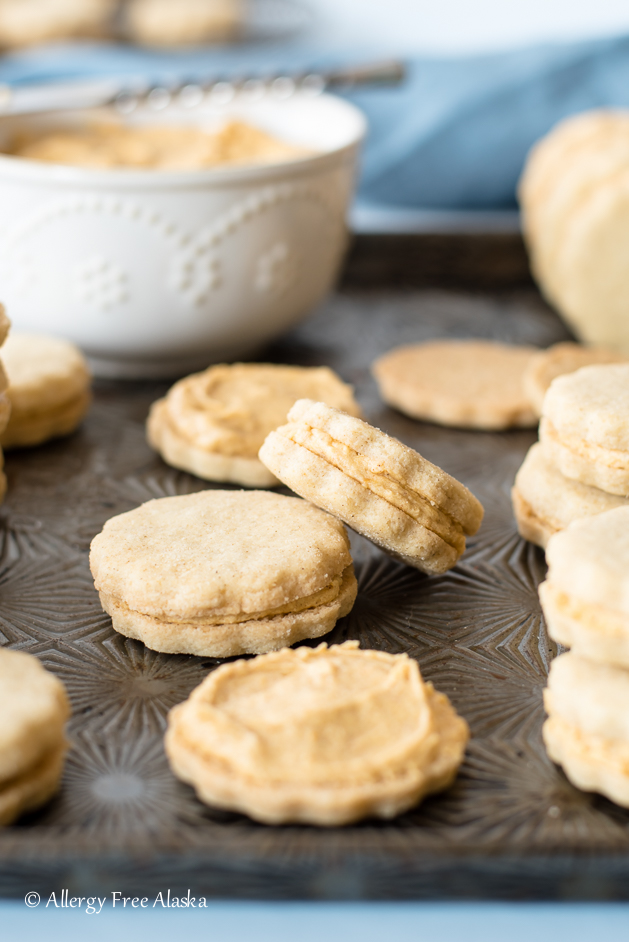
166,641 -> 469,826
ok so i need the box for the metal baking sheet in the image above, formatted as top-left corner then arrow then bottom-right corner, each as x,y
2,242 -> 627,901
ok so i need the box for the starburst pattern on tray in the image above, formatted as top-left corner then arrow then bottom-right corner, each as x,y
40,638 -> 211,736
47,730 -> 202,836
3,288 -> 629,899
0,552 -> 104,648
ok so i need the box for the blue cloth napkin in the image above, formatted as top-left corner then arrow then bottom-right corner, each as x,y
2,34 -> 629,209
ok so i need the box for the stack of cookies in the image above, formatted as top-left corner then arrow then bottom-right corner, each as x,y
0,649 -> 69,825
519,109 -> 629,353
0,332 -> 92,450
541,507 -> 629,807
513,363 -> 629,548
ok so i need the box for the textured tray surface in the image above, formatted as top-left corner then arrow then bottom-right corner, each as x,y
2,284 -> 628,900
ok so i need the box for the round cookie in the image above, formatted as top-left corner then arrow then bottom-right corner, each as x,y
0,746 -> 67,827
165,641 -> 469,826
544,651 -> 629,807
90,490 -> 357,658
0,333 -> 92,449
539,507 -> 629,667
0,648 -> 69,825
259,398 -> 484,574
0,0 -> 115,47
147,363 -> 362,488
372,340 -> 539,430
126,0 -> 244,45
539,364 -> 629,496
523,343 -> 629,418
0,649 -> 69,785
512,443 -> 629,549
542,507 -> 629,616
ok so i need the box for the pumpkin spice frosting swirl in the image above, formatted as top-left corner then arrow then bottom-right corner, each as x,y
165,641 -> 469,825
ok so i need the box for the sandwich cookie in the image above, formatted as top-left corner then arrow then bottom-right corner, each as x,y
544,651 -> 629,808
259,399 -> 484,574
90,490 -> 357,658
0,649 -> 69,825
147,363 -> 362,488
512,443 -> 629,549
372,340 -> 539,430
540,364 -> 629,496
165,641 -> 469,826
0,333 -> 92,449
539,507 -> 629,668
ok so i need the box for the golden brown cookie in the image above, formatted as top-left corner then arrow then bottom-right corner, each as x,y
544,651 -> 629,807
539,506 -> 629,668
165,641 -> 469,826
372,340 -> 539,429
539,364 -> 629,496
147,363 -> 362,488
90,490 -> 357,657
0,333 -> 91,449
259,399 -> 484,574
0,648 -> 69,825
512,443 -> 629,549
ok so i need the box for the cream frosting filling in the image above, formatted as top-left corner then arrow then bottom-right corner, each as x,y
173,643 -> 445,786
282,423 -> 466,552
542,581 -> 629,640
543,418 -> 629,470
10,120 -> 308,172
162,365 -> 361,460
544,710 -> 629,769
102,568 -> 348,627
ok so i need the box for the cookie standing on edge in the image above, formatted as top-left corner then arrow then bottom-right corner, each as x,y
259,399 -> 484,574
0,649 -> 69,825
539,507 -> 629,669
372,340 -> 539,430
512,443 -> 629,549
147,363 -> 362,488
165,641 -> 469,826
539,363 -> 629,496
90,490 -> 357,658
544,651 -> 629,808
0,333 -> 92,449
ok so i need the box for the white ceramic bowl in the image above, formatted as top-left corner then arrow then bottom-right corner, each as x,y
0,91 -> 366,377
